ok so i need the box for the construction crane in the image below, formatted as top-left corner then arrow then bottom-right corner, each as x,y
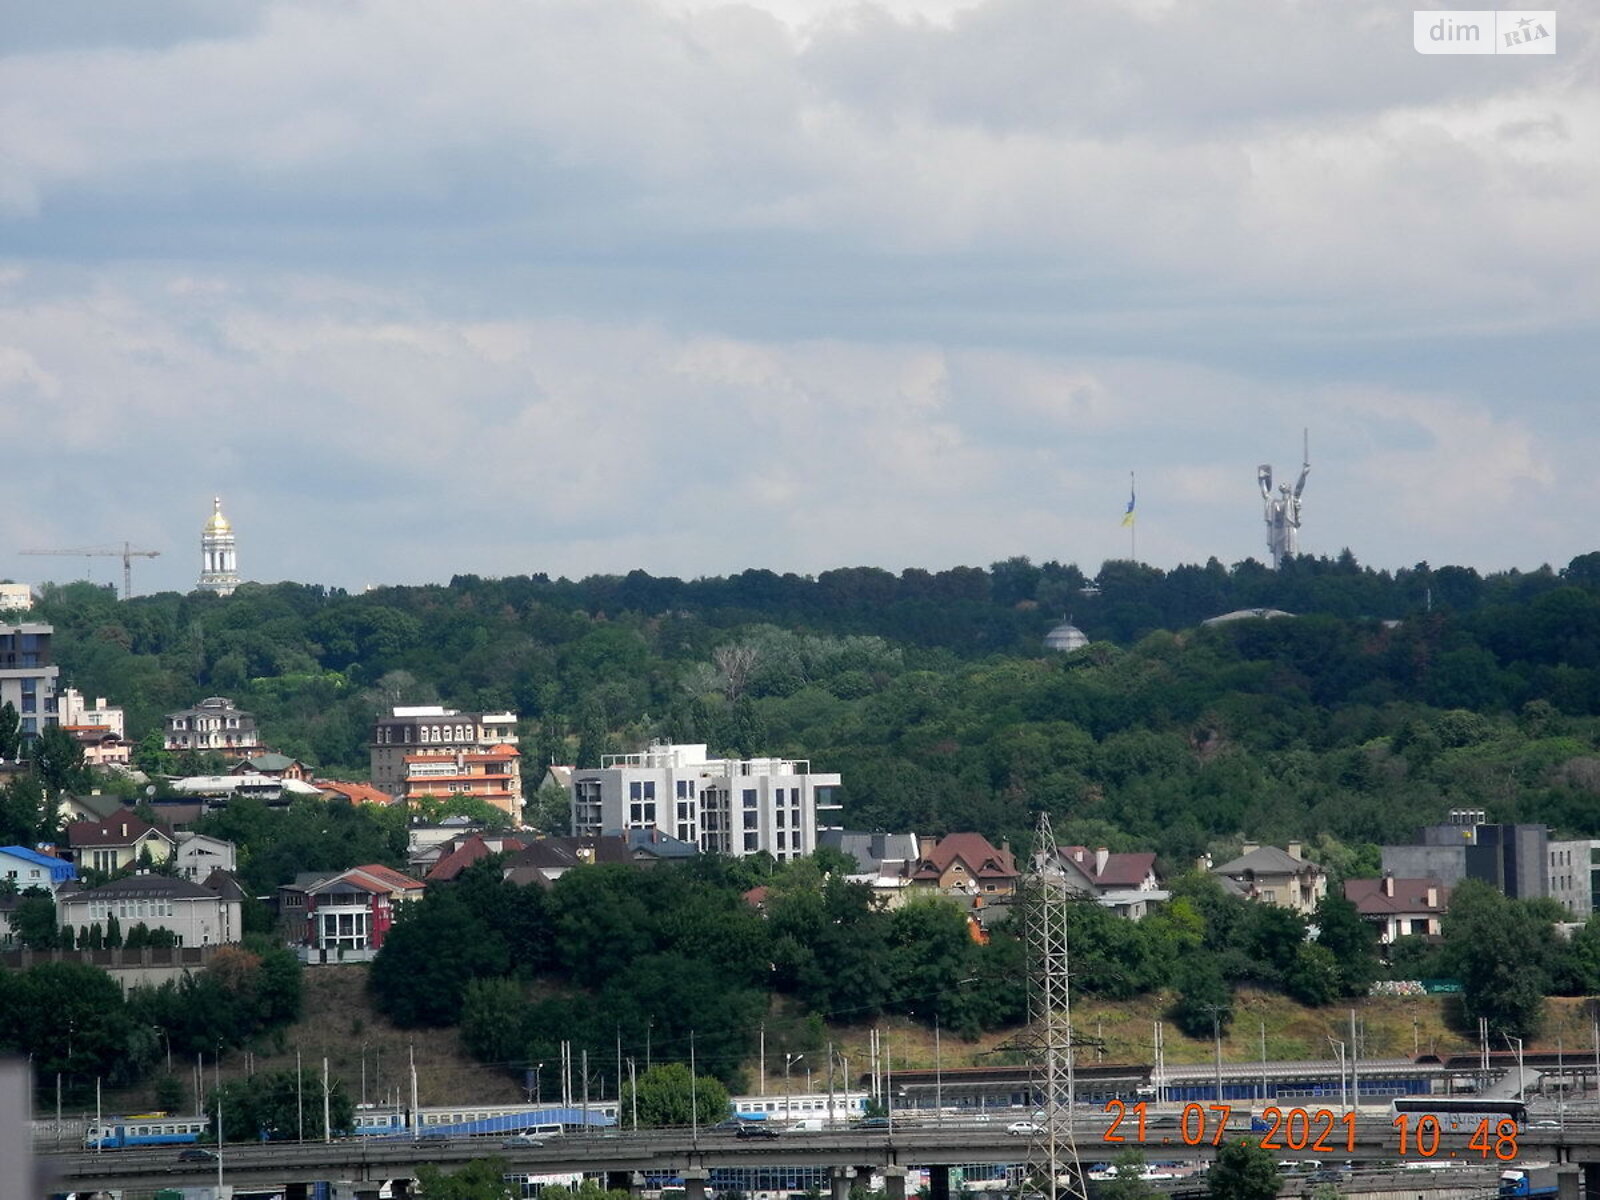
20,542 -> 162,600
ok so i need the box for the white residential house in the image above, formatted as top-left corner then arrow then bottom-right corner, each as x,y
1054,845 -> 1169,920
0,845 -> 77,895
57,873 -> 242,946
567,743 -> 841,862
173,832 -> 238,882
1343,876 -> 1452,943
57,688 -> 126,738
1210,842 -> 1328,916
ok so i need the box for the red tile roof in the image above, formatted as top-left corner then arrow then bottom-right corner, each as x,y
1059,846 -> 1159,888
1343,877 -> 1451,916
912,833 -> 1018,881
350,863 -> 426,892
427,836 -> 527,882
316,780 -> 397,806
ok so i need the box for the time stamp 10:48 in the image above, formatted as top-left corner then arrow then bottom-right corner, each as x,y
1101,1100 -> 1521,1161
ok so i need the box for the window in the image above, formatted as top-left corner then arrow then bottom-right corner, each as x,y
744,812 -> 759,830
775,810 -> 786,828
743,789 -> 757,808
744,833 -> 759,852
630,781 -> 642,800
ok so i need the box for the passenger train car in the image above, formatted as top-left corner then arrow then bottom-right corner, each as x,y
356,1102 -> 619,1140
729,1090 -> 869,1125
84,1114 -> 210,1148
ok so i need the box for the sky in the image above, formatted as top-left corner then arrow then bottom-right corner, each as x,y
2,0 -> 1596,598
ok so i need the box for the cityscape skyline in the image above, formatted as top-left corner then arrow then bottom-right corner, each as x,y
1,0 -> 1595,596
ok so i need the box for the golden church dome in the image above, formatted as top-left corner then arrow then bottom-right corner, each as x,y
205,497 -> 232,535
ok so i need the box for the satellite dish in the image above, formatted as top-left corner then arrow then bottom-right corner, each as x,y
146,785 -> 156,797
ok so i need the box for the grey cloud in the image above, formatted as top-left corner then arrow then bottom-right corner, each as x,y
0,0 -> 270,54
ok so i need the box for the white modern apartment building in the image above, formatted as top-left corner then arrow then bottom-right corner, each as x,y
0,622 -> 60,741
568,743 -> 841,862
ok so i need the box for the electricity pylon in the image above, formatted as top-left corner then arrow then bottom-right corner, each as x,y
1014,811 -> 1088,1200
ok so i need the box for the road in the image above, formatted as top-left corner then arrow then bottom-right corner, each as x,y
44,1116 -> 1588,1194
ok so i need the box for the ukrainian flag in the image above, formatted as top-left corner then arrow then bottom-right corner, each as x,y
1121,476 -> 1136,527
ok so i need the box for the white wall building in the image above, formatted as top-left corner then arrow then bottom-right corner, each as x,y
57,874 -> 241,946
58,688 -> 126,739
1547,839 -> 1600,919
568,743 -> 841,862
173,832 -> 238,882
0,622 -> 60,741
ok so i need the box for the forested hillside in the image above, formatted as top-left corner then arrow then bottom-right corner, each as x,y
25,550 -> 1600,867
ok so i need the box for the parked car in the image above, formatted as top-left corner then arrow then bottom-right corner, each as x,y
736,1123 -> 780,1139
177,1147 -> 218,1162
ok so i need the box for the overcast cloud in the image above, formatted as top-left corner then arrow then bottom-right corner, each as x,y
2,0 -> 1595,596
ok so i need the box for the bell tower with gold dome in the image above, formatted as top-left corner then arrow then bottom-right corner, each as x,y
198,496 -> 241,595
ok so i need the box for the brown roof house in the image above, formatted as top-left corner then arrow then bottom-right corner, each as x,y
1054,845 -> 1168,920
1343,876 -> 1451,944
67,814 -> 176,876
911,833 -> 1019,896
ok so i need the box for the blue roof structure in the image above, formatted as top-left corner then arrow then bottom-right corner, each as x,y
0,846 -> 77,886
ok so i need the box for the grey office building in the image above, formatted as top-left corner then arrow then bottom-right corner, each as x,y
1381,809 -> 1549,901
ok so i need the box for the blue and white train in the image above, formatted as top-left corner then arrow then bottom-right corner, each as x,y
84,1113 -> 210,1149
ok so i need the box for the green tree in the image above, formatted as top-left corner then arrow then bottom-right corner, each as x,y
12,891 -> 61,950
155,1072 -> 187,1111
1311,892 -> 1377,998
415,1159 -> 519,1200
1102,1149 -> 1156,1200
539,1182 -> 634,1200
31,724 -> 87,796
1169,957 -> 1232,1040
210,1068 -> 353,1141
0,700 -> 20,761
1284,943 -> 1342,1007
527,782 -> 572,835
461,978 -> 529,1066
370,890 -> 509,1026
1207,1140 -> 1282,1200
1442,880 -> 1554,1039
619,1062 -> 729,1128
0,774 -> 50,845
